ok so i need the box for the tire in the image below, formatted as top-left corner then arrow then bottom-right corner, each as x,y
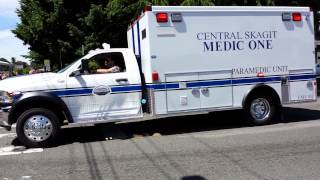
16,108 -> 60,148
244,94 -> 277,125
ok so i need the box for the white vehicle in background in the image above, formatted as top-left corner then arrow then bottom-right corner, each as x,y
0,6 -> 317,147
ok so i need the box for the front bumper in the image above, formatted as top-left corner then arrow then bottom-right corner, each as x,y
0,106 -> 11,131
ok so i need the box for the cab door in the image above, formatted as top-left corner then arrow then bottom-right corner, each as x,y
65,51 -> 142,123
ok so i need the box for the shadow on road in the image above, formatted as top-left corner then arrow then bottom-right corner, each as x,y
282,107 -> 320,123
11,106 -> 320,147
181,175 -> 207,180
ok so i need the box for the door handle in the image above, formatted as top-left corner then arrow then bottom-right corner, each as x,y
191,88 -> 200,97
116,78 -> 129,85
201,88 -> 209,95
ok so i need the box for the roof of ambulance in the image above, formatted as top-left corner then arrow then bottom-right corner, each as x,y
150,6 -> 310,12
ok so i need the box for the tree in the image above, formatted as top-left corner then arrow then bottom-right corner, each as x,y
11,57 -> 16,64
14,0 -> 106,67
181,0 -> 213,6
13,0 -> 320,68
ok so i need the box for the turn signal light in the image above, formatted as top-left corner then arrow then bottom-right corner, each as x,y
152,72 -> 159,81
156,13 -> 168,23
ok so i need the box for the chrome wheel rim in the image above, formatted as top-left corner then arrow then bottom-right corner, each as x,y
250,98 -> 270,121
23,115 -> 53,142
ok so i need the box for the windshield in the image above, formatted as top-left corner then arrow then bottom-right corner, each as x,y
57,61 -> 77,73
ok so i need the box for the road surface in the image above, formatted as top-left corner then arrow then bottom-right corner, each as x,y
0,102 -> 320,179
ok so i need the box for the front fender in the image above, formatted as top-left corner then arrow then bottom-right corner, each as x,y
8,91 -> 73,125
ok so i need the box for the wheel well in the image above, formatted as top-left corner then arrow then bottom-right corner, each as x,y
9,99 -> 68,125
243,85 -> 281,107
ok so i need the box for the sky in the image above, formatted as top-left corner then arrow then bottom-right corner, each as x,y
0,0 -> 29,64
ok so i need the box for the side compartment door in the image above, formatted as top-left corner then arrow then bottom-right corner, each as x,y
199,71 -> 233,109
166,73 -> 201,112
288,69 -> 317,102
65,51 -> 142,122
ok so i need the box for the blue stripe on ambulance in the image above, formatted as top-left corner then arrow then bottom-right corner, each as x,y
47,73 -> 315,97
147,74 -> 314,90
111,85 -> 142,92
50,88 -> 93,96
289,74 -> 315,81
188,79 -> 232,88
49,85 -> 142,97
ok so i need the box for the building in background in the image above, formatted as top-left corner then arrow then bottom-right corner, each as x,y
0,61 -> 11,72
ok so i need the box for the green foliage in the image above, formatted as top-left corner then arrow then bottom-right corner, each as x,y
16,67 -> 31,75
181,0 -> 214,6
13,0 -> 320,68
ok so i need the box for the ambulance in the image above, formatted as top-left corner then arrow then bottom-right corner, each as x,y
0,6 -> 317,147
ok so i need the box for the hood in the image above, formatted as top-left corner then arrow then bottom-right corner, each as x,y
0,73 -> 63,92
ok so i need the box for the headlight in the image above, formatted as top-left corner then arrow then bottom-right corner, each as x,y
0,91 -> 21,104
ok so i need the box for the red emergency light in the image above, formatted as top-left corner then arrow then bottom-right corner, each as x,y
257,72 -> 265,78
292,12 -> 302,21
156,13 -> 168,23
152,72 -> 159,81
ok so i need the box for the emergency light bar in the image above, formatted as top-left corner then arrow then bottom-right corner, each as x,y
156,13 -> 168,23
282,12 -> 302,22
292,12 -> 302,21
156,12 -> 183,23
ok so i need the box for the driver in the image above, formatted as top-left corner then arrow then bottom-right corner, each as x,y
96,56 -> 120,73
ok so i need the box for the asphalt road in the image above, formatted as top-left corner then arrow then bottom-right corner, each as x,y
1,102 -> 320,179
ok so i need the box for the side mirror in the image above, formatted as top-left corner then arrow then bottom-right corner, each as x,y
70,69 -> 81,77
80,59 -> 89,73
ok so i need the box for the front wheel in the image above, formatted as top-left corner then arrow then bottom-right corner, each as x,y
244,95 -> 278,125
16,108 -> 60,148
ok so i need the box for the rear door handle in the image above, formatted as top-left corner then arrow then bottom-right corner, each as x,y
201,88 -> 209,94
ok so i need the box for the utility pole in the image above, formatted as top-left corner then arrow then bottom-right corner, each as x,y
82,45 -> 84,56
59,49 -> 62,69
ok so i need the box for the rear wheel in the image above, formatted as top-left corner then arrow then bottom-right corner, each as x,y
244,94 -> 277,125
16,108 -> 60,148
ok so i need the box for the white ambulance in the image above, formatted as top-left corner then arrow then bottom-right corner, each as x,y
0,6 -> 317,147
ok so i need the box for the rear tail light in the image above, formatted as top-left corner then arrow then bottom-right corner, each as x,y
152,71 -> 159,81
292,12 -> 302,21
156,13 -> 168,23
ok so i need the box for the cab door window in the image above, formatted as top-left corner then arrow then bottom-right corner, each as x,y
84,52 -> 126,75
